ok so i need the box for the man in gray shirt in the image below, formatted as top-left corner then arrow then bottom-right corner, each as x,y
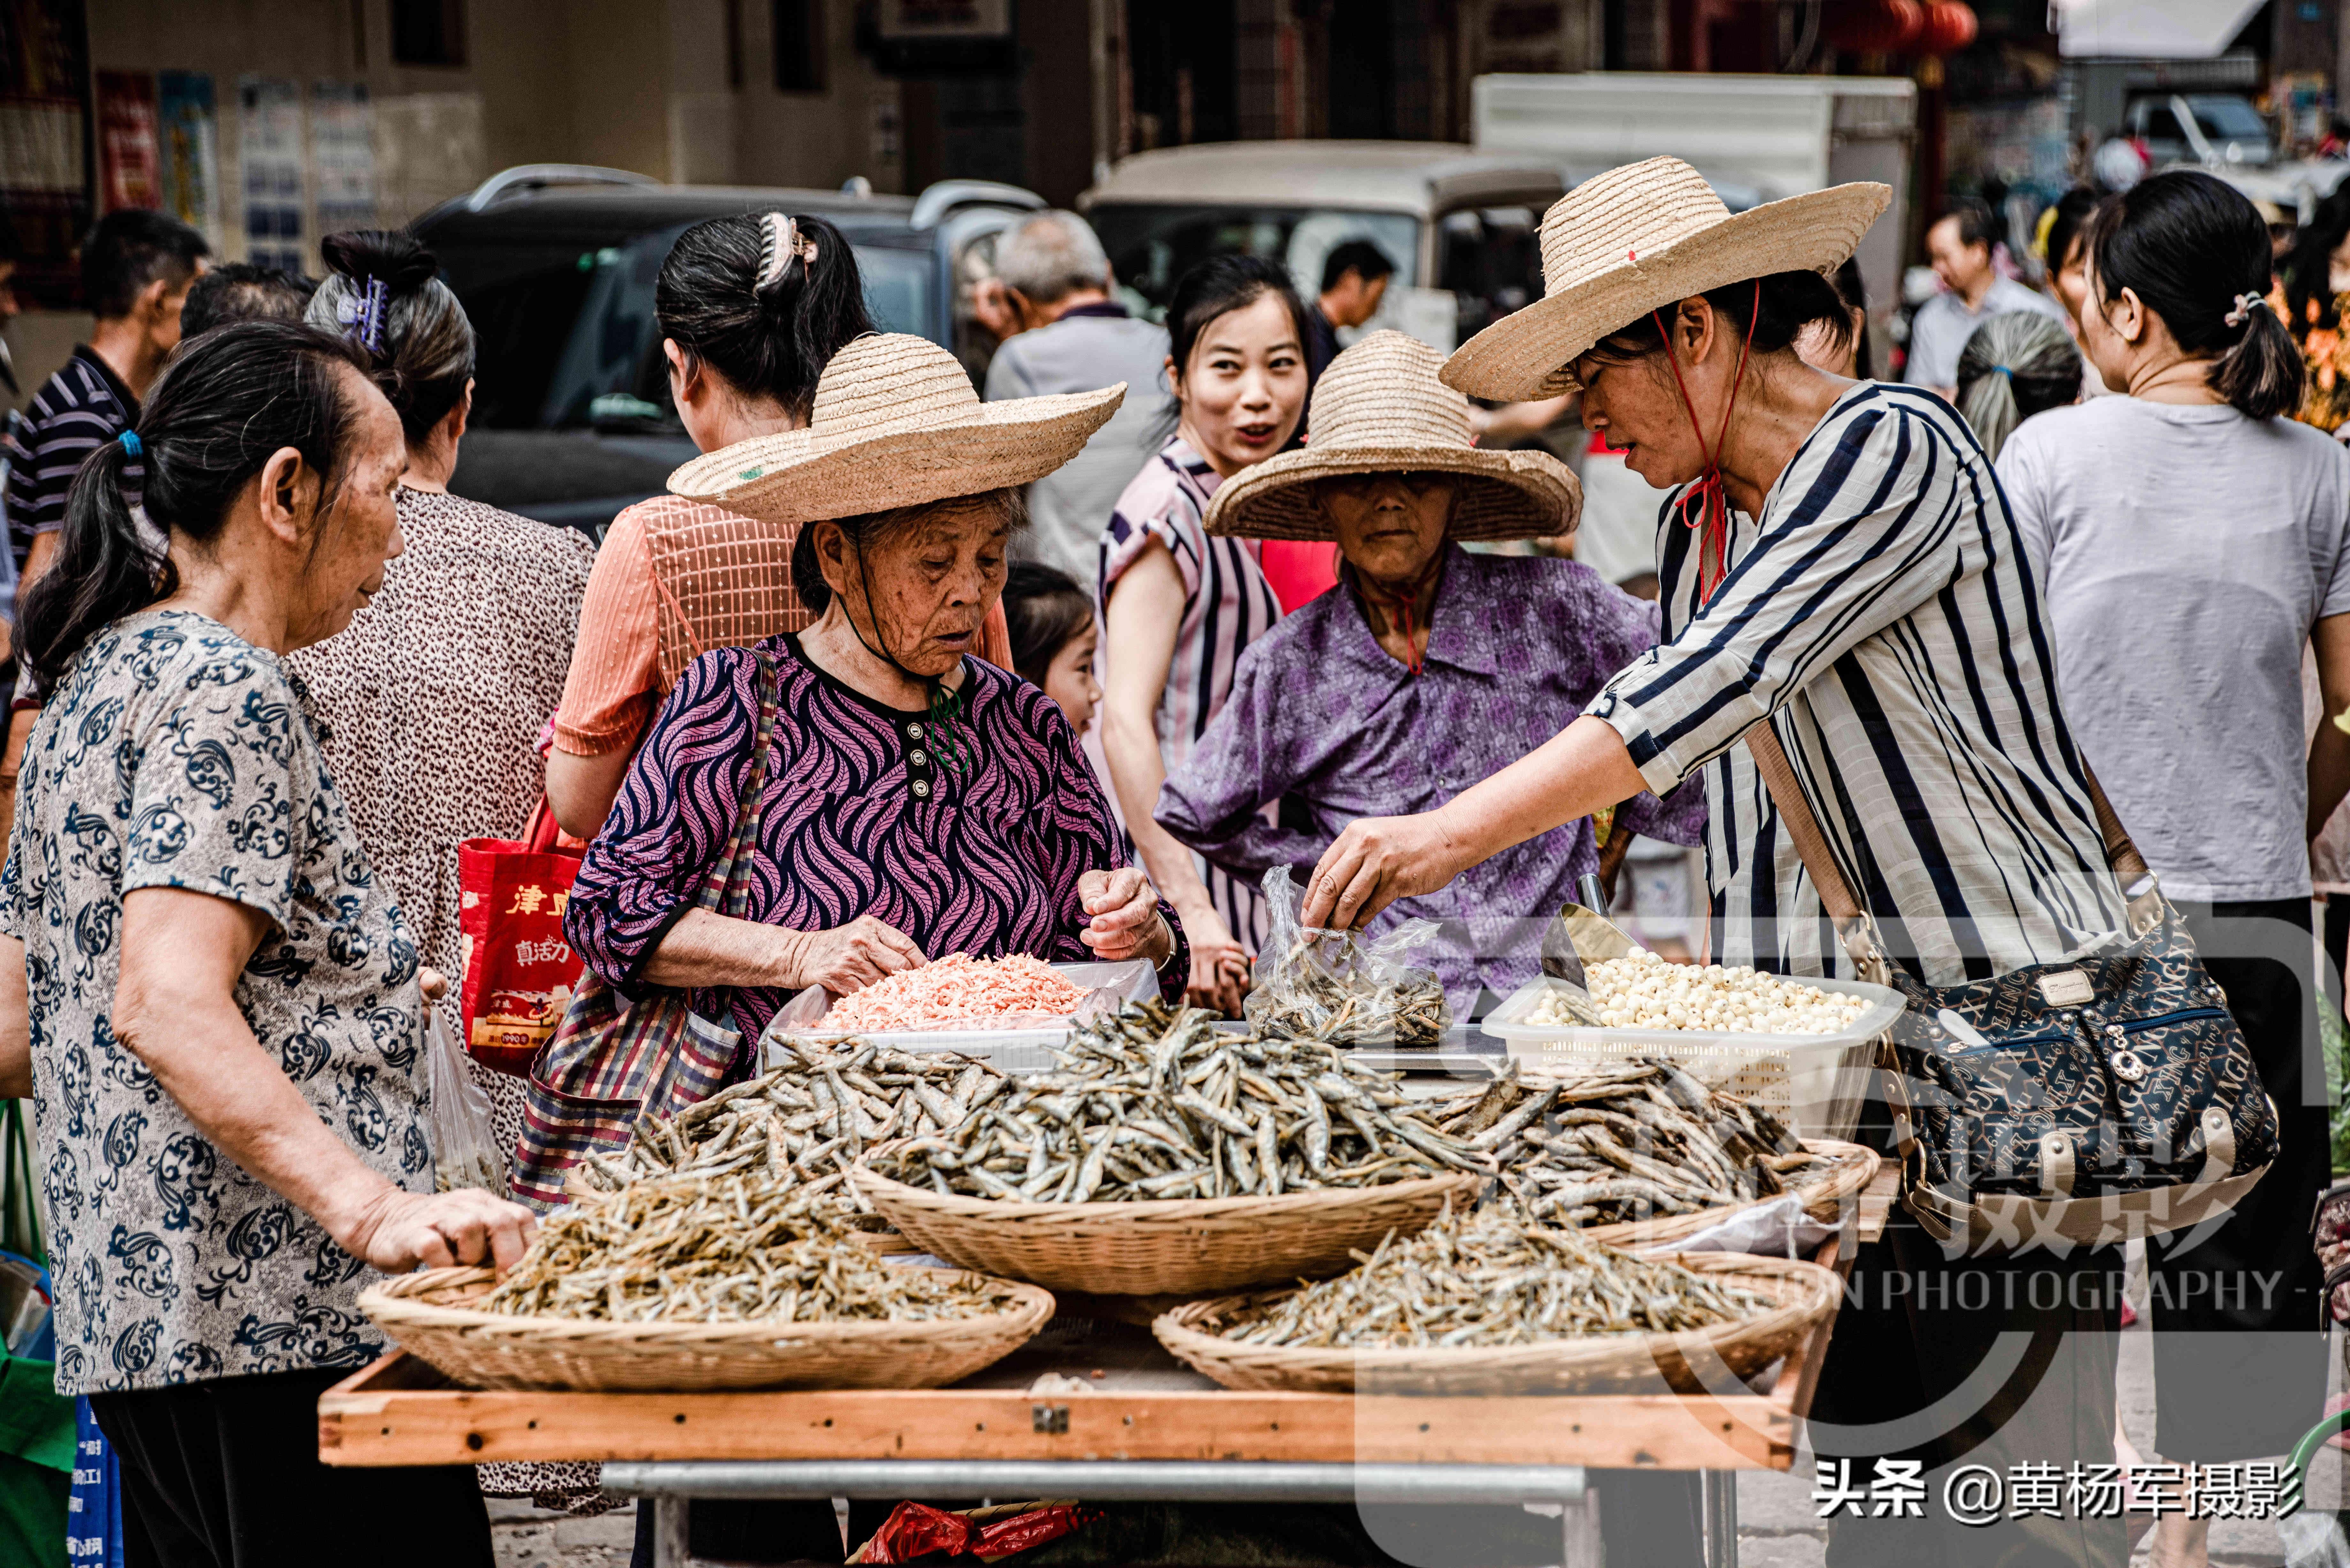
1903,199 -> 2065,397
982,211 -> 1170,584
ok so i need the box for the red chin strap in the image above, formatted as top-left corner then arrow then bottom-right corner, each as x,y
1649,279 -> 1760,605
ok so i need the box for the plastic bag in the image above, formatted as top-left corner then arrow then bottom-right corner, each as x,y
848,1500 -> 1100,1564
424,1006 -> 507,1196
1242,866 -> 1450,1046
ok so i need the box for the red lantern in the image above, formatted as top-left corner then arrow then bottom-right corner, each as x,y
1919,1 -> 1978,54
1823,0 -> 1928,54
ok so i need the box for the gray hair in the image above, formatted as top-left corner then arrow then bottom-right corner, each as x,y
1954,311 -> 2081,462
995,211 -> 1110,306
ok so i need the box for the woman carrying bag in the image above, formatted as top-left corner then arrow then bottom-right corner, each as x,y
1297,157 -> 2272,1568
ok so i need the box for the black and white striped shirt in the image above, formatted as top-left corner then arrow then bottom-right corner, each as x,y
6,346 -> 137,573
1588,382 -> 2127,986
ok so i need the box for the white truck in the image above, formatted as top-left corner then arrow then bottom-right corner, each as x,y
1471,71 -> 1916,374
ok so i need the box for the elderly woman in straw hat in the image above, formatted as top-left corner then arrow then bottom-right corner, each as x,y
1156,331 -> 1703,1006
563,333 -> 1187,1052
1301,161 -> 2138,1568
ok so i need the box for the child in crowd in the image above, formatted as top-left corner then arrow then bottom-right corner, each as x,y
1002,560 -> 1102,734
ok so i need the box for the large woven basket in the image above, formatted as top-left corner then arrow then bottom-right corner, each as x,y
1152,1250 -> 1839,1395
853,1168 -> 1482,1295
1580,1139 -> 1880,1249
358,1266 -> 1053,1392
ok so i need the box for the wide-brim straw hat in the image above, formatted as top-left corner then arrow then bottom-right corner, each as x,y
1441,156 -> 1891,402
669,333 -> 1125,524
1205,331 -> 1579,543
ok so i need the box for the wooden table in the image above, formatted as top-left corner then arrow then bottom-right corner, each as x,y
320,1164 -> 1898,1566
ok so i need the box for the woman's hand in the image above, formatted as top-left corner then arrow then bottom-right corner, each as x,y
1077,868 -> 1176,969
1174,902 -> 1250,1017
338,1184 -> 538,1275
779,917 -> 926,996
1302,811 -> 1473,930
418,967 -> 449,1005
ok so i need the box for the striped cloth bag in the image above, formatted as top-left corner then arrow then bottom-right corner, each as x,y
512,653 -> 779,1205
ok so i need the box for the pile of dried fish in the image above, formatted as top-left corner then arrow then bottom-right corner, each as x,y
1417,1059 -> 1836,1227
1211,1208 -> 1774,1348
1244,928 -> 1450,1046
866,1001 -> 1494,1202
480,1175 -> 1028,1324
572,1041 -> 1008,1210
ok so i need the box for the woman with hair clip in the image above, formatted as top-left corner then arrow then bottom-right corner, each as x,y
1999,169 -> 2350,1568
0,320 -> 535,1567
1953,310 -> 2081,460
546,211 -> 1012,837
285,228 -> 605,1515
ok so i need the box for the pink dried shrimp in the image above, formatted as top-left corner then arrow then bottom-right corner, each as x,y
822,953 -> 1087,1032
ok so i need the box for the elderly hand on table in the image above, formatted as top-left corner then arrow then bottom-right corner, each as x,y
1076,867 -> 1177,968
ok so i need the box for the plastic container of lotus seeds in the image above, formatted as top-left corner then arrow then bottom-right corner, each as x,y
758,959 -> 1160,1075
1481,972 -> 1906,1142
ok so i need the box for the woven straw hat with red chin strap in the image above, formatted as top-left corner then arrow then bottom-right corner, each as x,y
667,332 -> 1125,524
1204,330 -> 1580,543
1440,156 -> 1891,403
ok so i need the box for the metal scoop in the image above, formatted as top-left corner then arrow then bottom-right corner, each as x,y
1533,873 -> 1642,1026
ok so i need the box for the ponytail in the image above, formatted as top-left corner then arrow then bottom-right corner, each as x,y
2090,169 -> 2305,421
1953,311 -> 2081,461
19,321 -> 371,690
656,212 -> 874,421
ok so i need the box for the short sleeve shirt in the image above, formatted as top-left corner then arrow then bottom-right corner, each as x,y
1,610 -> 429,1396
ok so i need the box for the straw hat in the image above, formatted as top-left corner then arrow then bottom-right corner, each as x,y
668,333 -> 1125,524
1440,157 -> 1891,402
1204,331 -> 1579,543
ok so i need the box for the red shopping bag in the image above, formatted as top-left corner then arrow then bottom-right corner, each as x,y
458,801 -> 586,1077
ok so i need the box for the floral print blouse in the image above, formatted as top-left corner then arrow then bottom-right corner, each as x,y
1,610 -> 428,1395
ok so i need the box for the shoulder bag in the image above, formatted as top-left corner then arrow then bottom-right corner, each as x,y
1745,724 -> 2278,1253
512,652 -> 780,1205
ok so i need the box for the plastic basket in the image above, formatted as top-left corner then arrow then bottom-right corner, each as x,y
758,960 -> 1158,1074
1482,973 -> 1906,1142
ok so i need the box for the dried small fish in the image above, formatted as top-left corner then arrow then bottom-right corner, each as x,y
1211,1206 -> 1773,1348
867,1001 -> 1493,1201
1243,928 -> 1450,1047
480,1175 -> 1027,1324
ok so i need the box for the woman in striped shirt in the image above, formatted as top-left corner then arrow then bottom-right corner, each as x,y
1099,257 -> 1304,1013
1309,159 -> 2134,1567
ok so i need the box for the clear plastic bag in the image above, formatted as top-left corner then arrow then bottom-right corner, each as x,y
1242,866 -> 1451,1046
424,1005 -> 507,1195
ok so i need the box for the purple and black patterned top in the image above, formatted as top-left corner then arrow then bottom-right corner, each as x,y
565,634 -> 1187,1035
1156,547 -> 1706,1000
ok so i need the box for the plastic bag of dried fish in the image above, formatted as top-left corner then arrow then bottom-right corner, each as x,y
1243,867 -> 1450,1047
481,1175 -> 1029,1324
1208,1205 -> 1774,1348
424,1007 -> 506,1196
866,1000 -> 1494,1202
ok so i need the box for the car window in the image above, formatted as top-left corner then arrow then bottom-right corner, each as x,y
2141,106 -> 2186,142
1088,204 -> 1419,318
448,227 -> 938,432
1437,207 -> 1541,346
2191,97 -> 2268,140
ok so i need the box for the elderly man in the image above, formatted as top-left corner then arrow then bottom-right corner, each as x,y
1902,198 -> 2063,398
982,210 -> 1170,582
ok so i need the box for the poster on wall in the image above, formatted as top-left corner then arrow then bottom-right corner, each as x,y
96,70 -> 161,212
0,0 -> 93,308
238,77 -> 305,273
310,82 -> 375,236
157,72 -> 220,249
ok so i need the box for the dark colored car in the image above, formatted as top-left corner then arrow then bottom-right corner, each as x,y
413,165 -> 1044,536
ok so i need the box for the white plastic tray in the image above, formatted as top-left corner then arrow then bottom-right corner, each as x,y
758,958 -> 1158,1074
1480,971 -> 1907,1142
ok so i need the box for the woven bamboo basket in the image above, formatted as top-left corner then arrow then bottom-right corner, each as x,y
357,1266 -> 1053,1392
853,1167 -> 1482,1295
1579,1139 -> 1880,1248
1152,1250 -> 1839,1396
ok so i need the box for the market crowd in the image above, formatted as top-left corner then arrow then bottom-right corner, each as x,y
0,148 -> 2344,1568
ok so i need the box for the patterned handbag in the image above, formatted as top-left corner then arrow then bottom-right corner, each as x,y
511,652 -> 779,1205
1746,724 -> 2277,1253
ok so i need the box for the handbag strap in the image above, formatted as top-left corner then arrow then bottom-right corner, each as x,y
696,650 -> 781,920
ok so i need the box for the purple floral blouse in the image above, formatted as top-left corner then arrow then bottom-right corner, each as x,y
566,635 -> 1186,1036
1156,547 -> 1706,999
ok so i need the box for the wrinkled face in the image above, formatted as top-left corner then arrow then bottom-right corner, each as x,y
1927,217 -> 1991,296
295,369 -> 409,647
1171,291 -> 1306,475
1320,472 -> 1455,588
823,494 -> 1012,680
1042,619 -> 1101,734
